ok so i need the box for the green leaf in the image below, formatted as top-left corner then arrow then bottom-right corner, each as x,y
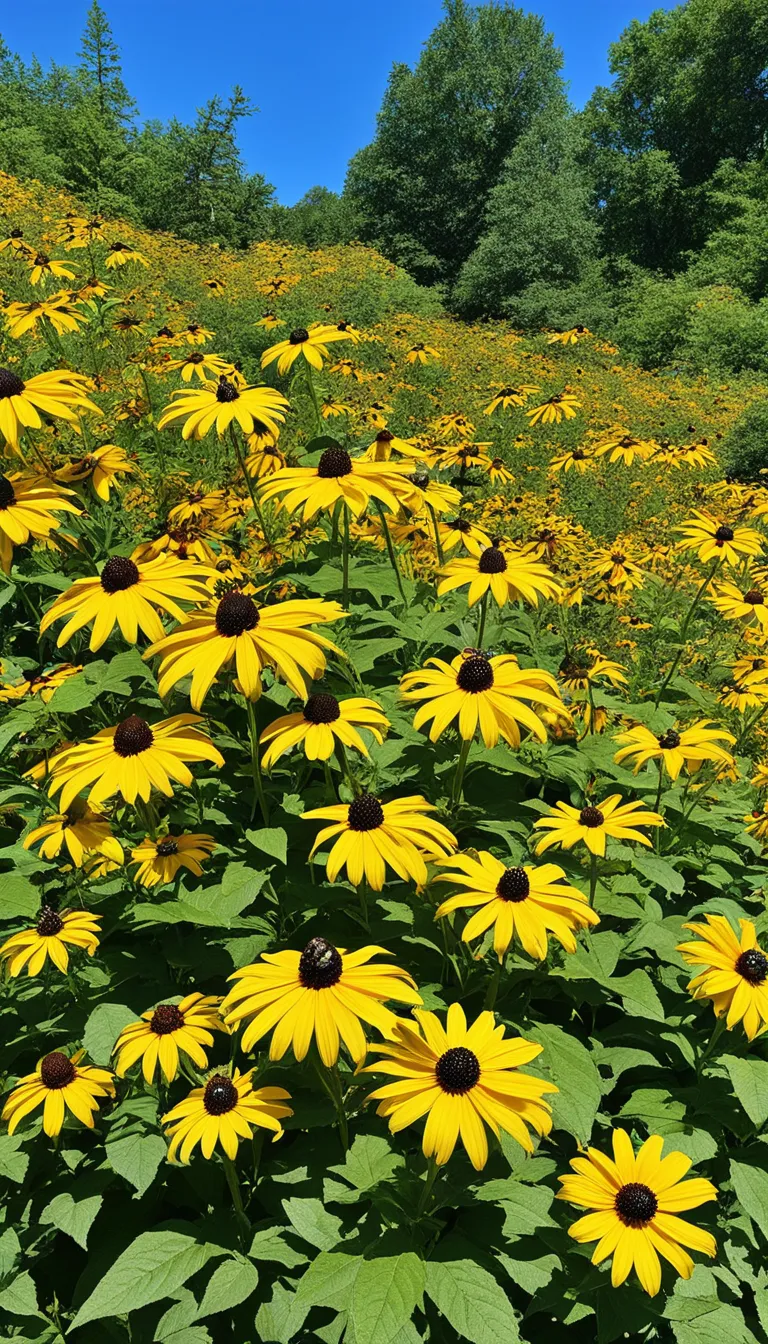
255,1284 -> 310,1344
610,969 -> 665,1022
349,1254 -> 425,1344
248,1226 -> 308,1269
632,850 -> 685,895
40,1190 -> 103,1249
723,1056 -> 768,1127
296,1252 -> 364,1310
106,1132 -> 166,1197
425,1260 -> 519,1344
83,1003 -> 138,1066
0,873 -> 40,920
0,1227 -> 20,1278
70,1230 -> 223,1327
246,827 -> 288,864
326,1134 -> 404,1201
0,1134 -> 29,1184
477,1181 -> 555,1238
730,1159 -> 768,1240
195,1257 -> 258,1319
528,1022 -> 601,1144
282,1197 -> 343,1251
0,1271 -> 42,1318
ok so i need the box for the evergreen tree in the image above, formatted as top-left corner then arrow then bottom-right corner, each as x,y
77,1 -> 135,124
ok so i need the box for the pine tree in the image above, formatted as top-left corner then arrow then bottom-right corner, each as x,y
77,1 -> 135,124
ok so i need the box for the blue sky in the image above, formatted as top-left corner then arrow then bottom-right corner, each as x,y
2,1 -> 669,204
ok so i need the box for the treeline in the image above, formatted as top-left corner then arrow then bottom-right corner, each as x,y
3,0 -> 768,374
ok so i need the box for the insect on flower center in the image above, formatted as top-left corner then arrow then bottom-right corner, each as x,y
376,430 -> 394,443
744,589 -> 765,605
736,948 -> 768,985
215,376 -> 239,403
449,517 -> 472,533
456,652 -> 495,693
715,525 -> 734,543
155,837 -> 179,857
317,445 -> 353,479
203,1074 -> 238,1115
347,793 -> 385,831
496,867 -> 530,902
579,805 -> 605,828
150,1003 -> 185,1034
478,542 -> 507,574
615,1181 -> 658,1227
100,555 -> 140,593
215,590 -> 259,637
303,693 -> 341,725
289,328 -> 310,345
0,368 -> 25,400
657,729 -> 681,750
299,936 -> 343,989
36,904 -> 64,936
40,1052 -> 76,1089
572,449 -> 586,460
436,1046 -> 480,1095
113,715 -> 154,757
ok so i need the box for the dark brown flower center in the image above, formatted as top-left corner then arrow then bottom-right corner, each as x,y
303,693 -> 341,725
155,837 -> 179,857
215,376 -> 239,403
0,368 -> 25,399
150,1003 -> 185,1034
203,1074 -> 238,1115
215,591 -> 259,636
478,543 -> 507,575
299,936 -> 343,989
715,525 -> 734,543
615,1182 -> 657,1227
187,352 -> 204,364
408,472 -> 430,490
290,328 -> 310,344
657,729 -> 681,750
744,589 -> 764,605
496,867 -> 530,902
579,806 -> 604,827
436,1046 -> 480,1094
318,445 -> 352,479
40,1052 -> 76,1089
449,517 -> 471,533
736,948 -> 768,984
377,430 -> 394,443
36,905 -> 64,936
113,715 -> 154,757
572,449 -> 586,460
347,793 -> 384,831
456,653 -> 494,693
101,555 -> 140,593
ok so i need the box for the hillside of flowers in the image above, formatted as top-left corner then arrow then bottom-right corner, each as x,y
3,168 -> 768,1344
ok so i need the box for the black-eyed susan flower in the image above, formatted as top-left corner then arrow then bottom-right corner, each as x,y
678,915 -> 768,1040
245,442 -> 286,478
0,904 -> 101,977
259,442 -> 414,522
55,444 -> 136,501
534,795 -> 663,856
526,392 -> 582,426
675,511 -> 763,567
105,241 -> 148,268
437,515 -> 491,556
0,227 -> 30,255
483,385 -> 539,415
362,1004 -> 556,1169
164,351 -> 232,383
2,1050 -> 115,1137
254,313 -> 284,330
5,294 -> 89,340
434,853 -> 597,961
303,794 -> 457,889
162,1069 -> 292,1162
0,367 -> 99,450
401,651 -> 567,748
558,1129 -> 717,1296
405,343 -> 440,365
23,799 -> 123,869
438,541 -> 562,608
397,472 -> 462,516
433,412 -> 475,440
203,277 -> 225,293
363,428 -> 426,462
0,472 -> 80,573
130,833 -> 216,888
222,937 -> 422,1063
719,676 -> 768,713
321,397 -> 353,419
559,651 -> 628,694
547,326 -> 591,345
746,806 -> 768,846
39,554 -> 214,652
432,441 -> 493,473
656,440 -> 718,470
710,577 -> 768,632
594,430 -> 654,466
614,721 -> 736,781
549,447 -> 593,475
146,590 -> 344,709
158,377 -> 288,443
167,481 -> 227,525
0,662 -> 82,704
260,693 -> 388,769
751,763 -> 768,789
45,714 -> 224,812
26,253 -> 75,286
113,993 -> 225,1083
261,324 -> 351,376
585,544 -> 645,593
486,458 -> 515,486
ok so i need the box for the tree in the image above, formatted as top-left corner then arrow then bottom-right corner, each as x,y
271,187 -> 360,249
345,0 -> 565,284
78,1 -> 135,124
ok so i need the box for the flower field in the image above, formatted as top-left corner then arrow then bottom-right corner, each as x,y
3,167 -> 768,1344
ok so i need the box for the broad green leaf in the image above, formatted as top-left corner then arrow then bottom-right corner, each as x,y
195,1257 -> 258,1319
0,1271 -> 42,1318
246,827 -> 288,864
248,1226 -> 308,1268
425,1260 -> 519,1344
0,1227 -> 20,1277
0,1134 -> 29,1184
40,1190 -> 102,1249
349,1254 -> 425,1344
255,1283 -> 310,1343
71,1230 -> 223,1327
296,1252 -> 364,1309
610,969 -> 665,1022
723,1056 -> 768,1127
326,1134 -> 404,1201
83,1002 -> 138,1065
497,1249 -> 560,1297
477,1181 -> 555,1238
282,1197 -> 343,1250
633,850 -> 685,895
0,873 -> 39,919
528,1022 -> 601,1144
731,1159 -> 768,1240
106,1132 -> 166,1197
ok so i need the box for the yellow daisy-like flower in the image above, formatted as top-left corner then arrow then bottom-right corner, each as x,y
39,554 -> 215,652
164,351 -> 232,383
55,444 -> 136,501
254,313 -> 284,330
26,253 -> 75,286
45,713 -> 224,813
158,376 -> 289,443
533,795 -> 663,856
0,366 -> 99,450
5,294 -> 89,340
162,1069 -> 292,1163
434,853 -> 597,961
0,471 -> 80,573
259,442 -> 414,522
437,515 -> 492,556
719,677 -> 768,712
678,915 -> 768,1040
130,832 -> 216,888
0,904 -> 101,977
261,323 -> 352,376
0,228 -> 31,254
547,326 -> 591,345
321,397 -> 353,419
746,806 -> 768,845
432,442 -> 493,472
656,440 -> 719,470
363,428 -> 426,462
203,277 -> 225,293
558,1129 -> 717,1297
113,993 -> 225,1083
526,392 -> 582,426
0,662 -> 82,704
433,412 -> 475,440
245,442 -> 286,478
585,545 -> 645,593
398,472 -> 462,516
303,794 -> 457,890
167,481 -> 226,525
23,799 -> 123,869
549,447 -> 592,475
182,322 -> 215,345
260,692 -> 388,769
483,385 -> 539,415
362,1004 -> 556,1169
559,652 -> 628,693
222,937 -> 422,1063
675,511 -> 763,567
401,651 -> 567,748
752,763 -> 768,788
593,430 -> 655,466
105,241 -> 148,268
2,1050 -> 115,1137
486,458 -> 515,486
405,343 -> 440,365
146,590 -> 344,709
614,720 -> 736,781
710,577 -> 768,631
437,541 -> 562,608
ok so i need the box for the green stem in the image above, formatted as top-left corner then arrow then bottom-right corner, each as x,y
229,423 -> 270,538
305,363 -> 322,434
426,503 -> 444,567
654,560 -> 719,708
416,1157 -> 440,1218
483,953 -> 506,1011
697,1015 -> 727,1079
245,698 -> 270,824
451,737 -> 472,806
653,758 -> 665,850
476,590 -> 489,650
373,500 -> 406,603
588,852 -> 599,908
221,1153 -> 250,1247
334,737 -> 358,795
342,502 -> 351,608
312,1058 -> 349,1151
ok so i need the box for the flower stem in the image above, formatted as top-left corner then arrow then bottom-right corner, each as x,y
696,1015 -> 727,1079
221,1153 -> 250,1248
306,364 -> 322,434
245,697 -> 270,824
653,758 -> 665,850
312,1057 -> 349,1151
427,503 -> 444,567
588,852 -> 599,908
373,500 -> 406,603
451,737 -> 472,806
342,502 -> 351,608
229,423 -> 269,538
416,1156 -> 440,1218
483,953 -> 506,1010
476,590 -> 489,650
654,560 -> 719,708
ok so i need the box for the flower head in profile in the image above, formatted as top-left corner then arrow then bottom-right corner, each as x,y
0,662 -> 82,705
585,544 -> 645,593
483,385 -> 539,415
559,651 -> 627,694
526,391 -> 581,426
260,693 -> 389,769
746,805 -> 768,845
362,1004 -> 556,1169
710,575 -> 768,631
164,351 -> 232,383
105,241 -> 148,268
130,833 -> 216,887
259,442 -> 414,522
363,428 -> 426,462
547,326 -> 591,345
405,343 -> 440,365
261,323 -> 352,375
23,799 -> 123,869
401,651 -> 567,748
434,853 -> 598,961
158,377 -> 289,442
303,794 -> 457,889
438,541 -> 562,609
594,429 -> 655,466
2,1050 -> 114,1137
55,444 -> 136,501
0,904 -> 101,977
614,720 -> 735,781
549,447 -> 593,475
0,368 -> 98,456
162,1069 -> 292,1163
534,795 -> 663,856
486,457 -> 515,486
0,471 -> 81,573
437,515 -> 491,556
558,1129 -> 717,1296
222,937 -> 422,1064
678,915 -> 768,1040
675,512 -> 763,568
113,993 -> 226,1083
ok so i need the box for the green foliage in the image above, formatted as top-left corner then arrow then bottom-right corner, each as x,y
720,398 -> 768,481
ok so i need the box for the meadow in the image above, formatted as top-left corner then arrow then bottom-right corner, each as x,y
1,167 -> 768,1344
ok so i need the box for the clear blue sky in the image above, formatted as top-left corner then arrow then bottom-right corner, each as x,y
1,1 -> 670,205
